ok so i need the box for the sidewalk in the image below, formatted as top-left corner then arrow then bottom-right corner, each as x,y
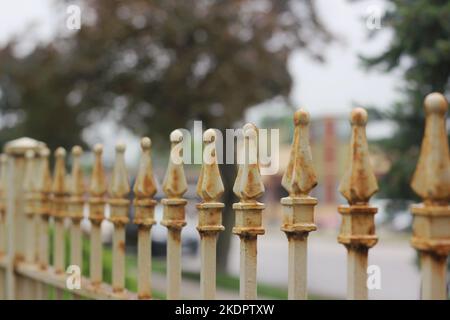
151,272 -> 273,300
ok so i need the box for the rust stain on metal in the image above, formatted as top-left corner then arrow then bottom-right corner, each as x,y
196,129 -> 224,202
282,109 -> 317,197
233,123 -> 264,202
233,123 -> 265,300
162,130 -> 188,199
280,108 -> 318,300
338,108 -> 378,205
411,93 -> 450,203
134,137 -> 158,199
337,108 -> 379,300
410,93 -> 450,300
89,144 -> 107,198
118,240 -> 126,253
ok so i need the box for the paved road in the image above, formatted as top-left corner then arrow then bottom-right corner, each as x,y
225,228 -> 421,299
180,226 -> 422,299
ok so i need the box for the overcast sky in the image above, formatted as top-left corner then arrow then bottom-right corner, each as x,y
0,0 -> 403,163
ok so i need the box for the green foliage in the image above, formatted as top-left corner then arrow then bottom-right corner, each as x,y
360,0 -> 450,202
2,0 -> 332,274
0,0 -> 331,150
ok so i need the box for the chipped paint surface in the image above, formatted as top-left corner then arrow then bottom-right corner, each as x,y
196,129 -> 225,299
133,137 -> 157,299
109,143 -> 131,294
339,108 -> 378,205
233,123 -> 265,300
410,92 -> 450,300
280,109 -> 318,300
337,108 -> 378,300
162,130 -> 188,300
162,129 -> 188,199
282,109 -> 317,197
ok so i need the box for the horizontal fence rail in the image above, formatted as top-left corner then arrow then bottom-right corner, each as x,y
0,92 -> 448,300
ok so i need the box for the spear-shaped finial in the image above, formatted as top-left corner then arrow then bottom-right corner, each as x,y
338,108 -> 378,205
109,143 -> 130,198
233,123 -> 264,201
24,150 -> 36,193
70,146 -> 85,197
282,109 -> 317,197
197,129 -> 224,202
134,137 -> 157,198
90,144 -> 107,197
36,147 -> 52,194
133,137 -> 158,299
52,147 -> 67,195
411,93 -> 450,204
162,129 -> 188,198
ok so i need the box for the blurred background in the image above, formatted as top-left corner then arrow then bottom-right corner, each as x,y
0,0 -> 449,299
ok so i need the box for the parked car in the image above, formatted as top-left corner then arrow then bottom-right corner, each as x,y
149,204 -> 199,257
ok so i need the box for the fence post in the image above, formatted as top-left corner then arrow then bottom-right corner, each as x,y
88,144 -> 107,288
23,150 -> 38,299
4,137 -> 45,299
133,137 -> 157,299
0,154 -> 7,299
68,146 -> 85,288
196,129 -> 225,300
281,109 -> 318,300
337,108 -> 378,300
51,147 -> 68,299
162,129 -> 188,300
36,147 -> 52,299
233,123 -> 265,300
108,143 -> 130,297
410,92 -> 450,300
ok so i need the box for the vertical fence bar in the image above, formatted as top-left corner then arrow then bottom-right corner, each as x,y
108,143 -> 130,297
410,92 -> 450,300
337,108 -> 378,300
88,144 -> 107,288
4,138 -> 45,299
33,152 -> 44,297
68,146 -> 85,298
23,150 -> 38,299
36,148 -> 52,299
133,138 -> 157,299
51,148 -> 68,299
161,130 -> 188,300
280,109 -> 318,300
0,154 -> 7,299
196,129 -> 225,300
232,123 -> 265,300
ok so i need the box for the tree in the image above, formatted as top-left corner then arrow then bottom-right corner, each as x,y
0,0 -> 331,272
360,0 -> 450,205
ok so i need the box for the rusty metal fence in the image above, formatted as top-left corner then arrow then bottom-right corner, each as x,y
0,92 -> 448,300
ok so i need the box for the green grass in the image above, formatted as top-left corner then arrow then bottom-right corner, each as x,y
151,259 -> 331,300
48,227 -> 331,300
48,227 -> 166,299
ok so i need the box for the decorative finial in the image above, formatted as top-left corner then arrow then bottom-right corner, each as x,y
282,108 -> 317,197
23,150 -> 36,193
196,129 -> 224,202
338,108 -> 378,205
52,147 -> 67,195
233,123 -> 264,201
134,137 -> 157,198
36,148 -> 52,194
70,146 -> 85,196
162,129 -> 188,198
109,142 -> 130,198
411,92 -> 450,203
90,144 -> 107,197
